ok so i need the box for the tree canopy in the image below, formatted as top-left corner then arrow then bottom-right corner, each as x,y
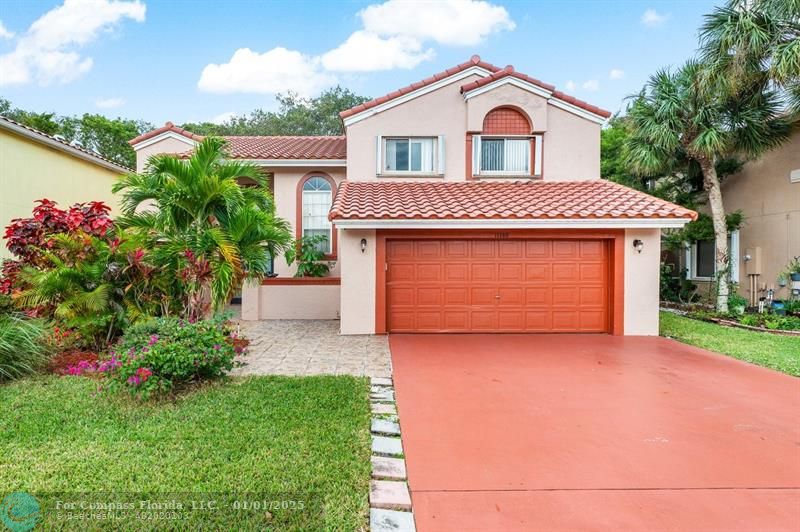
180,86 -> 370,137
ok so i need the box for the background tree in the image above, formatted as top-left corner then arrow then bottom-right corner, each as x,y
0,97 -> 153,168
181,86 -> 370,136
625,60 -> 792,312
700,0 -> 800,116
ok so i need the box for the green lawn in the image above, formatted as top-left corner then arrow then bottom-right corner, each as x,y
660,311 -> 800,377
0,375 -> 371,530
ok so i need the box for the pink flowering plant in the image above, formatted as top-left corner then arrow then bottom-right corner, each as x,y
106,315 -> 239,398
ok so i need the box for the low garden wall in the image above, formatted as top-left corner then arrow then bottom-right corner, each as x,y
241,277 -> 341,320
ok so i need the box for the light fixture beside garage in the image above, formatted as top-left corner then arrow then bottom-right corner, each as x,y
633,239 -> 644,254
360,238 -> 367,253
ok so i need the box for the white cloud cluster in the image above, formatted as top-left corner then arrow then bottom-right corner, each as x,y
0,0 -> 145,87
641,8 -> 669,27
565,79 -> 600,92
199,0 -> 515,95
609,68 -> 625,80
198,47 -> 335,96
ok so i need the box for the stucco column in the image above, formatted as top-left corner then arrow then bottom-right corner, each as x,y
241,279 -> 262,321
624,228 -> 662,335
339,228 -> 377,334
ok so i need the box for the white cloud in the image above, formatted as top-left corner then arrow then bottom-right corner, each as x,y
0,20 -> 14,39
321,31 -> 434,72
210,111 -> 237,125
359,0 -> 515,46
0,0 -> 145,87
609,68 -> 625,80
198,47 -> 336,97
641,8 -> 669,27
582,79 -> 599,91
565,80 -> 577,92
95,97 -> 125,109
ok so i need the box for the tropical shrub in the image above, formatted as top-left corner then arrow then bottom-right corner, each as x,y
285,235 -> 331,277
0,313 -> 52,381
107,316 -> 241,398
112,137 -> 293,320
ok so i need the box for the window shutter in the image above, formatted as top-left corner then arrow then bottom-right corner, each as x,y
533,135 -> 543,176
472,135 -> 481,176
376,135 -> 383,176
437,135 -> 445,175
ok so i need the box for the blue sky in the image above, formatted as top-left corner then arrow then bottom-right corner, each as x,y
0,0 -> 719,126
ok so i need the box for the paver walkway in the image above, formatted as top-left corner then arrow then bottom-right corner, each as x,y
391,334 -> 800,531
231,319 -> 391,377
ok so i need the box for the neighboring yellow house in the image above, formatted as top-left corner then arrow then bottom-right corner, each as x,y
0,116 -> 129,259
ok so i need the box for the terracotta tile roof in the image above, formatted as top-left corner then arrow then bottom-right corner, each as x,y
460,67 -> 612,119
339,55 -> 612,122
339,55 -> 503,119
128,121 -> 203,146
0,115 -> 131,171
220,135 -> 346,159
329,180 -> 697,221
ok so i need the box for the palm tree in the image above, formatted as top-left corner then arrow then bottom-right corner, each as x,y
700,0 -> 800,116
112,137 -> 292,317
625,60 -> 792,312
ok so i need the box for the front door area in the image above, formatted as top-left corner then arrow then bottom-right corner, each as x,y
385,237 -> 611,333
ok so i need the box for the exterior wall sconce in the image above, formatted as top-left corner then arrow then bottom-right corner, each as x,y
360,238 -> 367,253
633,239 -> 644,254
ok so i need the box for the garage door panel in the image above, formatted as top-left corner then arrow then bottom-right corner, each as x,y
525,263 -> 549,281
551,286 -> 578,305
471,263 -> 495,281
417,264 -> 441,281
389,286 -> 415,305
498,263 -> 523,281
579,262 -> 605,281
386,239 -> 609,333
471,241 -> 495,258
444,240 -> 469,258
579,311 -> 607,331
471,287 -> 497,305
444,263 -> 469,281
525,287 -> 549,306
552,262 -> 579,280
416,240 -> 442,258
417,288 -> 442,306
444,288 -> 468,305
525,240 -> 550,257
497,287 -> 524,306
470,311 -> 496,330
498,311 -> 524,331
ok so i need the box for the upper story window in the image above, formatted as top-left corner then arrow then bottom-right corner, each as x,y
472,107 -> 542,178
378,136 -> 443,176
301,175 -> 333,254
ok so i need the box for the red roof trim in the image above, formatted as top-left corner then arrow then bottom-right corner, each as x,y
339,55 -> 502,119
329,180 -> 698,221
129,121 -> 204,146
176,135 -> 346,160
460,66 -> 612,119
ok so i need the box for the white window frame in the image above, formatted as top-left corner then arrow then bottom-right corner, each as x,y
377,136 -> 443,176
473,134 -> 542,177
685,230 -> 739,283
301,176 -> 333,255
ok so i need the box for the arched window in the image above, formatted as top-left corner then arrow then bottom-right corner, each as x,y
472,106 -> 542,177
300,175 -> 334,254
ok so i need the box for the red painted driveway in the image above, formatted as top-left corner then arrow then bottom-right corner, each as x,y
390,334 -> 800,531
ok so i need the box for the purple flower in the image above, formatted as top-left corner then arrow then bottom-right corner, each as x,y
213,344 -> 221,351
148,334 -> 159,346
141,346 -> 149,353
127,375 -> 141,386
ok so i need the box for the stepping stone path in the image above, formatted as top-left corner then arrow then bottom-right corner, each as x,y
369,376 -> 415,531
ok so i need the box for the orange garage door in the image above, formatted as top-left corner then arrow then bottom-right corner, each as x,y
386,239 -> 610,333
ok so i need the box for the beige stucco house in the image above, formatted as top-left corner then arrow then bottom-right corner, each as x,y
680,130 -> 799,304
131,56 -> 696,336
0,116 -> 129,259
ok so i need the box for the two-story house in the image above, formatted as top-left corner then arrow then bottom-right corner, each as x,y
130,56 -> 696,336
